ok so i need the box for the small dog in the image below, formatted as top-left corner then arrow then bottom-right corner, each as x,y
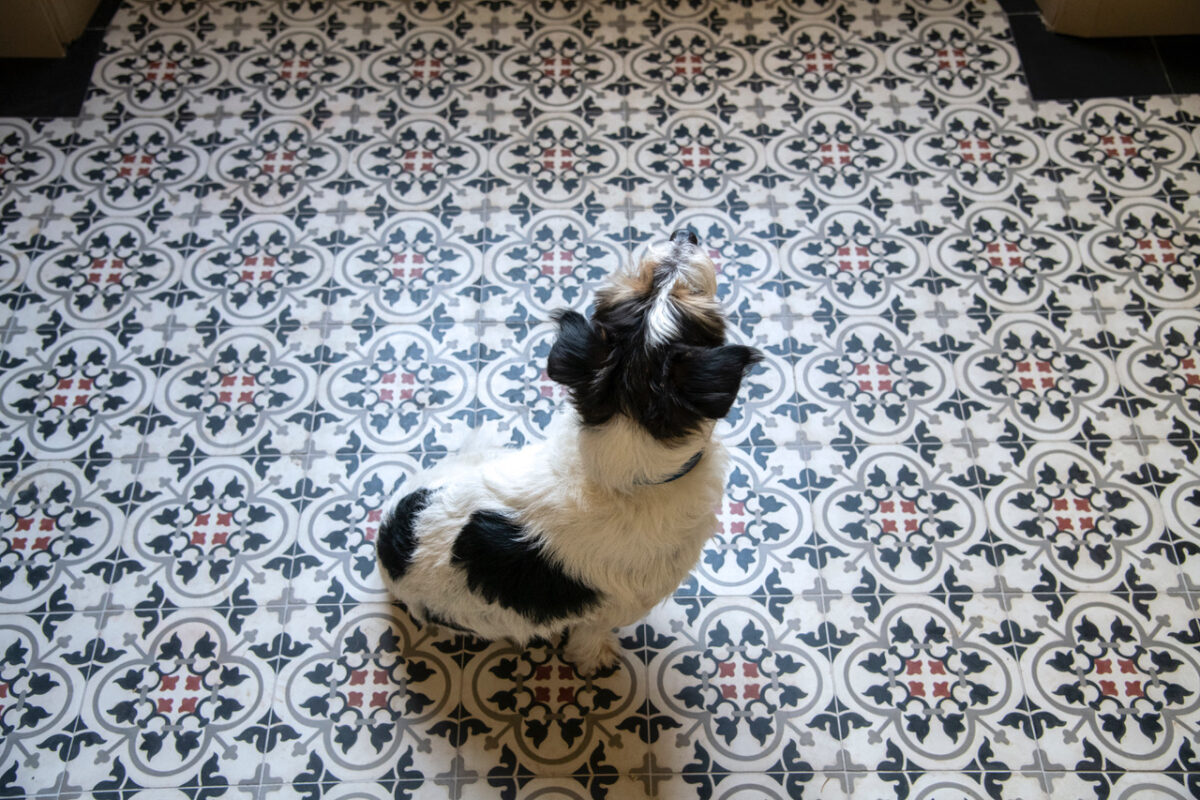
376,229 -> 761,674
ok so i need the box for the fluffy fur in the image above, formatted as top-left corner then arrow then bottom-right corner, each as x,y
376,229 -> 761,674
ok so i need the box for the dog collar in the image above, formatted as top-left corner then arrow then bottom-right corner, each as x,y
639,450 -> 704,485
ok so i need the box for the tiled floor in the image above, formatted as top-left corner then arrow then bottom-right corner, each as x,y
1,1 -> 1199,798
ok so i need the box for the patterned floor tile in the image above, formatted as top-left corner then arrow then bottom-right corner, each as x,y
458,774 -> 653,800
241,783 -> 426,800
690,447 -> 820,600
0,456 -> 147,617
109,454 -> 305,611
955,312 -> 1119,443
980,440 -> 1182,596
721,317 -> 803,444
0,612 -> 101,798
813,444 -> 1000,596
478,211 -> 629,325
846,771 -> 1050,800
1100,771 -> 1197,800
291,451 -> 427,606
661,768 -> 850,800
476,319 -> 570,447
306,322 -> 482,457
458,631 -> 649,781
775,207 -> 932,319
643,595 -> 842,775
1006,591 -> 1200,775
1161,466 -> 1200,591
70,606 -> 284,793
0,326 -> 159,460
826,591 -> 1041,775
3,0 -> 1200,797
142,325 -> 318,458
793,314 -> 958,443
266,603 -> 461,788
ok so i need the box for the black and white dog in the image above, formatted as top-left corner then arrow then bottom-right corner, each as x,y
376,229 -> 761,674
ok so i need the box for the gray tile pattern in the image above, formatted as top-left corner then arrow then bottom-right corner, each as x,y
1,1 -> 1199,798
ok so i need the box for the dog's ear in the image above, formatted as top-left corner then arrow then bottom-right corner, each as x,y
668,344 -> 763,420
547,310 -> 597,392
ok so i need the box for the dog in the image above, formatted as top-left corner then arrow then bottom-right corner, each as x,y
375,228 -> 762,675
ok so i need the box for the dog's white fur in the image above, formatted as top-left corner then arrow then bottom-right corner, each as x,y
377,237 -> 741,675
643,240 -> 719,346
382,413 -> 725,673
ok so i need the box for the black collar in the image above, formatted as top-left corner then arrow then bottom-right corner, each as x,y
638,450 -> 704,486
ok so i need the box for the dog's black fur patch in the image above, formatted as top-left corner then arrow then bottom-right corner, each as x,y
451,510 -> 600,625
376,487 -> 433,581
547,288 -> 762,441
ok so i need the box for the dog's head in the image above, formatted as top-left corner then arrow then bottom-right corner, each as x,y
547,229 -> 762,441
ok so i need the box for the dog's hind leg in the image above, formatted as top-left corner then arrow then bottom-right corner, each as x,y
563,621 -> 621,676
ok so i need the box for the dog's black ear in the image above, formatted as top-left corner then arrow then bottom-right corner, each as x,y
669,344 -> 763,420
546,310 -> 597,392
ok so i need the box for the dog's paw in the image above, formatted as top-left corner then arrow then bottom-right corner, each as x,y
565,630 -> 621,677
